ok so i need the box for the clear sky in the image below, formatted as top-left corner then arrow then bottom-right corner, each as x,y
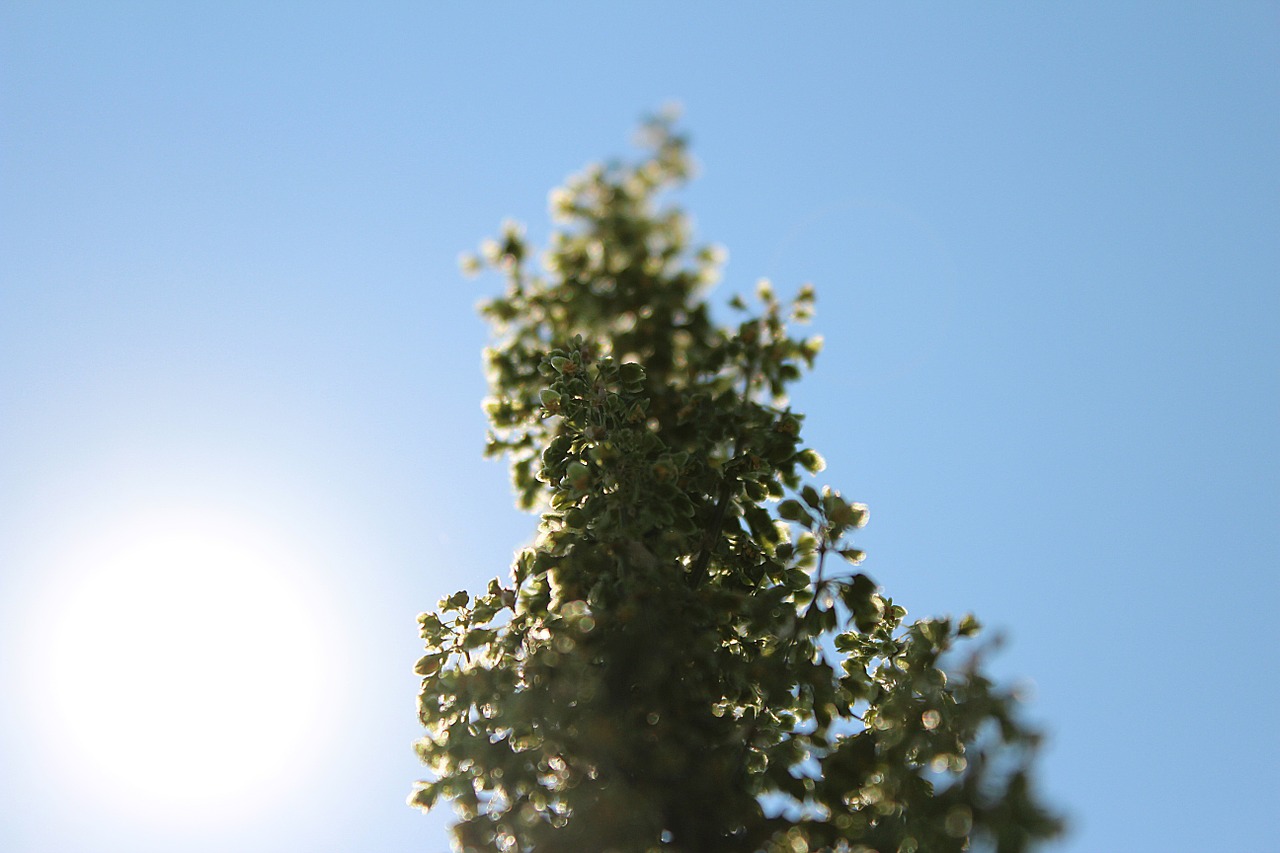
1,3 -> 1276,851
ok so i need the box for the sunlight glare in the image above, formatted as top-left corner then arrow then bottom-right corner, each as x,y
36,507 -> 335,819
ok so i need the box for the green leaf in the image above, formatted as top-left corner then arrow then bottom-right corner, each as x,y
842,573 -> 881,633
777,499 -> 814,528
619,362 -> 646,385
408,781 -> 438,811
785,567 -> 810,589
413,654 -> 443,677
463,628 -> 496,650
471,600 -> 499,623
538,389 -> 562,410
797,448 -> 825,473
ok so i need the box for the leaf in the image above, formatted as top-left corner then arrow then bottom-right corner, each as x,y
471,600 -> 499,623
838,547 -> 866,565
777,499 -> 814,528
408,781 -> 438,811
744,504 -> 776,542
842,573 -> 881,633
785,567 -> 811,589
413,654 -> 443,677
797,448 -> 825,473
463,628 -> 496,650
619,362 -> 646,386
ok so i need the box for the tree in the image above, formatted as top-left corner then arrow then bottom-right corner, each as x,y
411,115 -> 1062,853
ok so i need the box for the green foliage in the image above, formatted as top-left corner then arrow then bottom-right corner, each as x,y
413,116 -> 1062,852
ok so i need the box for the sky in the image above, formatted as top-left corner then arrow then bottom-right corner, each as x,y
1,3 -> 1276,851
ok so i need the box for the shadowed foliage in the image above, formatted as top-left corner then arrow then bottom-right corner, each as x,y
412,116 -> 1062,853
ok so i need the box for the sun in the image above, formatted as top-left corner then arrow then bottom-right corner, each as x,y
33,507 -> 338,819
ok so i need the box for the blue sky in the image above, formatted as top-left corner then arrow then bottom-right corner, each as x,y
1,3 -> 1276,851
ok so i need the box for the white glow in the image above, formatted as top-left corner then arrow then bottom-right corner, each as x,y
32,506 -> 339,820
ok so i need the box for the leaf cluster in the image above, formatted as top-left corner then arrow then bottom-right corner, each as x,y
413,116 -> 1062,852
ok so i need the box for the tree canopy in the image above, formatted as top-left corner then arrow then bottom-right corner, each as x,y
411,116 -> 1062,853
